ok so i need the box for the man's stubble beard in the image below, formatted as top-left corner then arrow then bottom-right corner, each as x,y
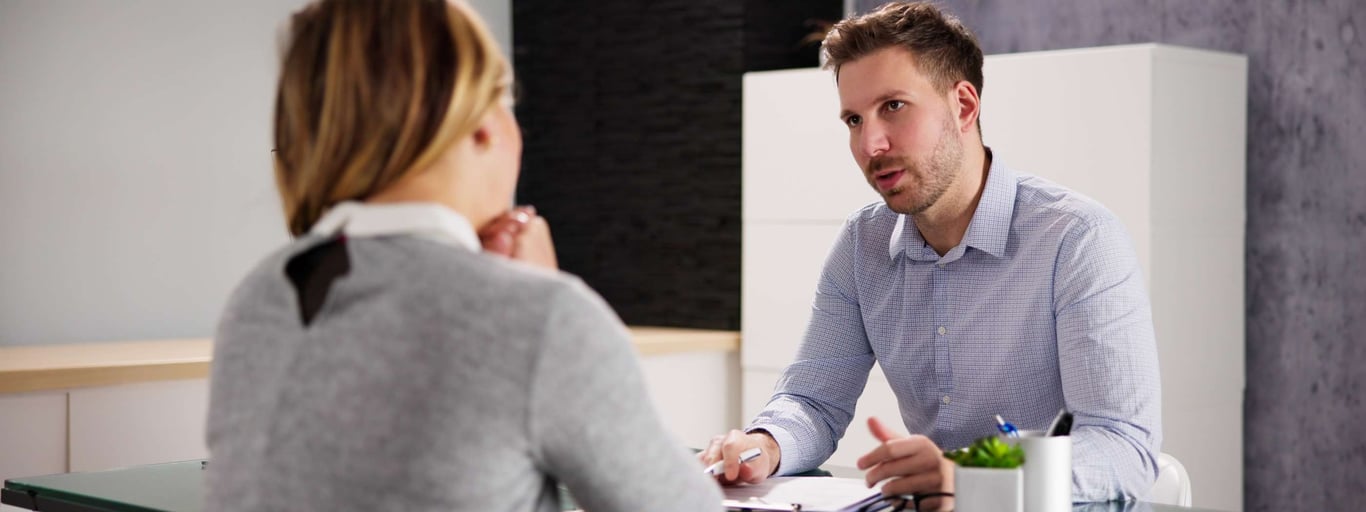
874,118 -> 964,216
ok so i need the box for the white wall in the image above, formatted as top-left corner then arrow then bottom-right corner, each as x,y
0,0 -> 512,347
467,0 -> 512,63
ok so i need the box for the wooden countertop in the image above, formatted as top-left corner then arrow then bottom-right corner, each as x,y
0,327 -> 739,394
628,327 -> 741,356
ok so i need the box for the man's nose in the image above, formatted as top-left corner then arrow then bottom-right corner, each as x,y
858,123 -> 891,160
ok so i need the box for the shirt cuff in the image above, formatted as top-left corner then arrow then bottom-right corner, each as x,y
745,423 -> 803,476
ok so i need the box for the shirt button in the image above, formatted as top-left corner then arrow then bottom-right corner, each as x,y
937,262 -> 946,269
938,326 -> 948,335
942,395 -> 951,405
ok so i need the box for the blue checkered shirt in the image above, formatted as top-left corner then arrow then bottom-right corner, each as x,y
748,157 -> 1163,502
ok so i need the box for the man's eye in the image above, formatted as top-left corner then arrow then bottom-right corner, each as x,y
845,115 -> 862,127
886,100 -> 905,111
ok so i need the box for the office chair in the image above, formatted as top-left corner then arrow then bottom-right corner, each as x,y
1148,452 -> 1192,507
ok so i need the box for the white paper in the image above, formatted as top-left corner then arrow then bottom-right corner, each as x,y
722,477 -> 885,512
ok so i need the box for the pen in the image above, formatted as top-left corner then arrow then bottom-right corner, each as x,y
703,447 -> 762,476
995,414 -> 1020,437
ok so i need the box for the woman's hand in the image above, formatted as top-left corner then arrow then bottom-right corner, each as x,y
478,206 -> 558,270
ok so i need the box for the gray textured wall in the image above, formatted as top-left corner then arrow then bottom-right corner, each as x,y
850,1 -> 1365,510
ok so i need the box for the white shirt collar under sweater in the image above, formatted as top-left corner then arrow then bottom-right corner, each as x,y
308,201 -> 480,252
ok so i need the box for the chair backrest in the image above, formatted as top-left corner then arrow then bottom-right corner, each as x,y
1148,452 -> 1192,507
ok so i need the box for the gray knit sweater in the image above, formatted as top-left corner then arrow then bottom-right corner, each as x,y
205,235 -> 723,511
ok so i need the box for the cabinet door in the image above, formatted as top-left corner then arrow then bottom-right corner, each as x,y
68,379 -> 208,471
742,69 -> 877,222
0,391 -> 67,481
742,222 -> 844,369
640,351 -> 740,449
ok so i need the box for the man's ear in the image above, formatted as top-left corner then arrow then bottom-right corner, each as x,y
952,80 -> 981,135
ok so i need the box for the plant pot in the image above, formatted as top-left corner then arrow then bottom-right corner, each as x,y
954,466 -> 1023,512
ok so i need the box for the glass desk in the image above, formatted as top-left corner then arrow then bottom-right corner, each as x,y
3,459 -> 1229,512
3,460 -> 205,512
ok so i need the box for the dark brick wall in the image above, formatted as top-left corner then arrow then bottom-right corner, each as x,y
746,2 -> 845,72
853,1 -> 1366,510
513,0 -> 839,330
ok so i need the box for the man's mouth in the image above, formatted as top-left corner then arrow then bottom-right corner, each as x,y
873,168 -> 905,192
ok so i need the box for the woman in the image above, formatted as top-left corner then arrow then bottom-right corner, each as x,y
204,1 -> 723,510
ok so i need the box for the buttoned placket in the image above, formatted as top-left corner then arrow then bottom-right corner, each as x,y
929,247 -> 954,414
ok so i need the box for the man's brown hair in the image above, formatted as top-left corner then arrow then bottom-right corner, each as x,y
822,2 -> 984,98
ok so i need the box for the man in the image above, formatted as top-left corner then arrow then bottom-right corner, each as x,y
700,2 -> 1161,508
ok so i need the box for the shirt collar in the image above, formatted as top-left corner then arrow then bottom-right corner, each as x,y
888,150 -> 1018,261
308,201 -> 481,252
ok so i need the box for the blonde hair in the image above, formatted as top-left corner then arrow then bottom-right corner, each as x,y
272,0 -> 508,236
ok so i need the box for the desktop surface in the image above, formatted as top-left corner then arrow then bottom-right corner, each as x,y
3,460 -> 204,512
3,459 -> 1229,512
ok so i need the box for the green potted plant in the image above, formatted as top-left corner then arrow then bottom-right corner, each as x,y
945,436 -> 1025,512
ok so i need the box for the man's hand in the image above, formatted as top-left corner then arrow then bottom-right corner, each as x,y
857,417 -> 955,511
477,205 -> 558,270
698,430 -> 781,485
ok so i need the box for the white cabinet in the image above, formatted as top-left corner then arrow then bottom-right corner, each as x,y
0,329 -> 736,492
982,45 -> 1247,512
0,380 -> 211,485
639,351 -> 740,450
742,44 -> 1247,511
0,392 -> 67,483
67,379 -> 209,472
